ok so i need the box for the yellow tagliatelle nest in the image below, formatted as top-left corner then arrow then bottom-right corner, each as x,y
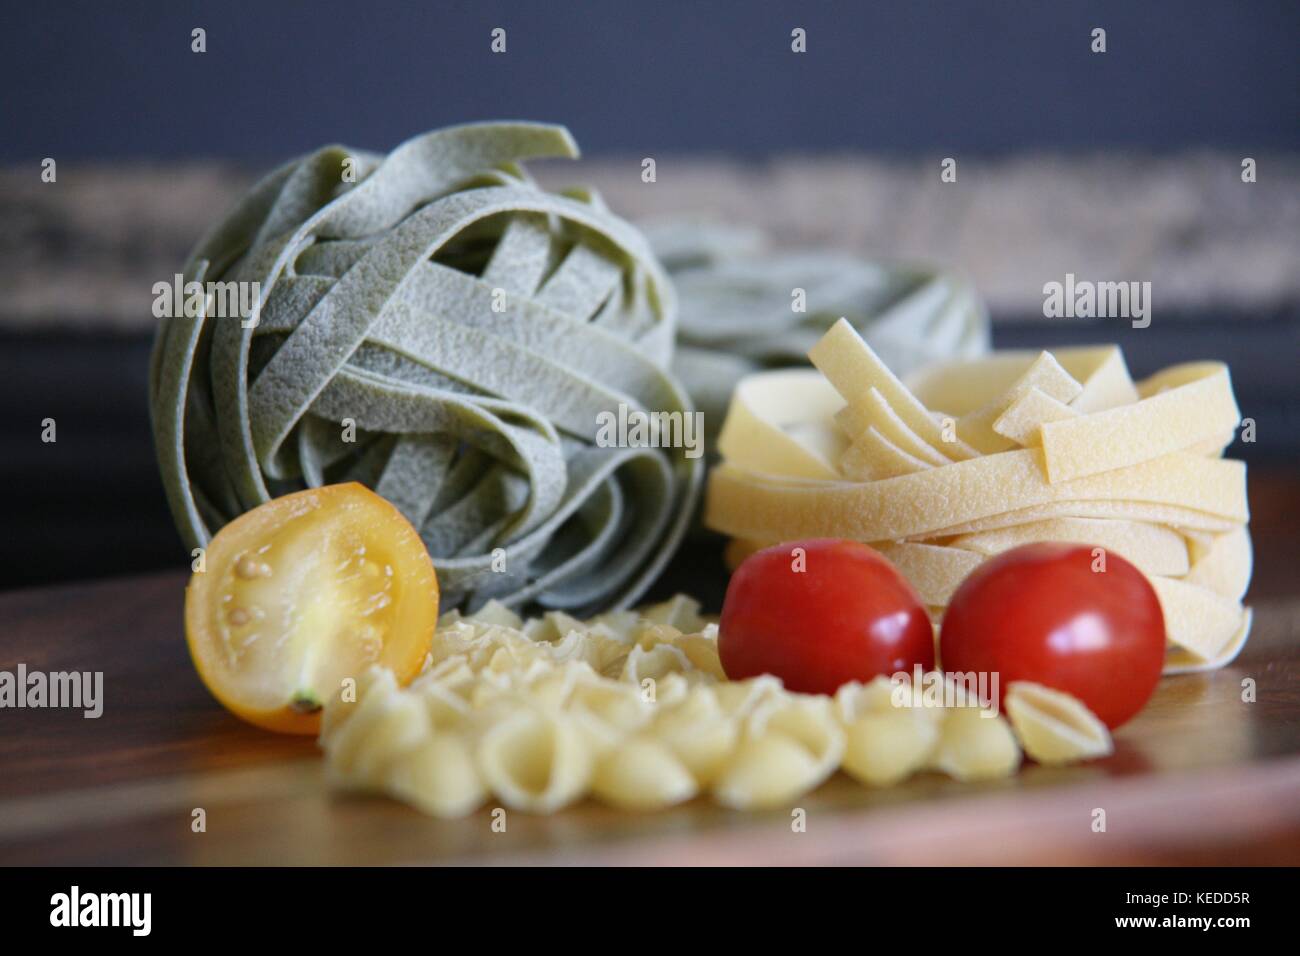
320,596 -> 1110,816
705,319 -> 1253,674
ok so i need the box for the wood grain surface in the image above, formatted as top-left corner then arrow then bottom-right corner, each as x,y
1,562 -> 1297,866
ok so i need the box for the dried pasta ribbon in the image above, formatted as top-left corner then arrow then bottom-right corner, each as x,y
150,122 -> 701,614
705,320 -> 1252,673
716,370 -> 845,480
1040,362 -> 1240,484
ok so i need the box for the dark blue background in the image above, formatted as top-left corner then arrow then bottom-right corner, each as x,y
4,0 -> 1297,161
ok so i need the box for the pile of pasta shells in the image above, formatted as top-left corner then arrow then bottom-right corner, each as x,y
706,319 -> 1252,674
322,596 -> 1112,816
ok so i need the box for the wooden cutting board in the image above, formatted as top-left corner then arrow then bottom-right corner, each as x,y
1,570 -> 1297,865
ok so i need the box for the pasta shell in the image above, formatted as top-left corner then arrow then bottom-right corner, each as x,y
835,675 -> 907,721
591,736 -> 698,810
620,642 -> 692,687
476,709 -> 593,813
841,711 -> 939,787
386,732 -> 486,818
516,660 -> 585,710
531,610 -> 588,643
641,594 -> 707,632
1004,681 -> 1112,765
654,687 -> 740,784
323,689 -> 430,787
418,655 -> 476,690
714,674 -> 784,718
583,609 -> 640,641
712,695 -> 844,809
570,679 -> 653,733
672,633 -> 726,680
929,706 -> 1021,782
416,682 -> 472,732
542,629 -> 598,667
648,672 -> 693,706
712,734 -> 830,810
319,664 -> 390,738
466,600 -> 524,630
748,695 -> 845,772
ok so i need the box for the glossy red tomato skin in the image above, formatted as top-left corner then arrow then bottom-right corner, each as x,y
719,539 -> 935,695
939,542 -> 1165,729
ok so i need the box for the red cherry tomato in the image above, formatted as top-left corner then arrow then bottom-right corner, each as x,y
939,542 -> 1165,729
719,539 -> 935,694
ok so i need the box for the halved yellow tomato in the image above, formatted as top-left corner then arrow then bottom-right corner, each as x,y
185,483 -> 439,734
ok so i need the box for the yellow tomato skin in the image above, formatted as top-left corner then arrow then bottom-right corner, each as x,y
184,483 -> 439,735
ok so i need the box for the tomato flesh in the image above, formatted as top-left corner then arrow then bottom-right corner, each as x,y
719,538 -> 935,694
939,542 -> 1165,729
185,483 -> 439,734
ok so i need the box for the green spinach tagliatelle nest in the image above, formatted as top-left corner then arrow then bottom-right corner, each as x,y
149,122 -> 701,614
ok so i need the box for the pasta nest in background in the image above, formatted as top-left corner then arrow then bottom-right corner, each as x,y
150,122 -> 700,613
706,320 -> 1253,674
643,220 -> 990,434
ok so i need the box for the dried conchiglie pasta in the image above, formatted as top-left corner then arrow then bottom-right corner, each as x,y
713,674 -> 785,718
841,711 -> 940,787
834,676 -> 899,719
750,695 -> 846,774
521,610 -> 587,645
630,622 -> 684,651
929,706 -> 1021,782
322,687 -> 430,787
672,629 -> 726,680
653,687 -> 740,785
713,695 -> 845,809
648,671 -> 693,708
515,660 -> 584,711
564,705 -> 627,758
583,608 -> 641,641
467,673 -> 515,710
485,643 -> 542,677
385,732 -> 486,818
410,680 -> 472,730
621,642 -> 693,687
712,734 -> 832,810
834,674 -> 946,722
467,601 -> 525,630
319,664 -> 389,738
324,594 -> 1137,817
476,708 -> 593,813
591,735 -> 699,810
531,627 -> 625,678
429,621 -> 499,668
420,655 -> 477,690
1004,681 -> 1113,765
641,594 -> 709,632
570,678 -> 653,733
